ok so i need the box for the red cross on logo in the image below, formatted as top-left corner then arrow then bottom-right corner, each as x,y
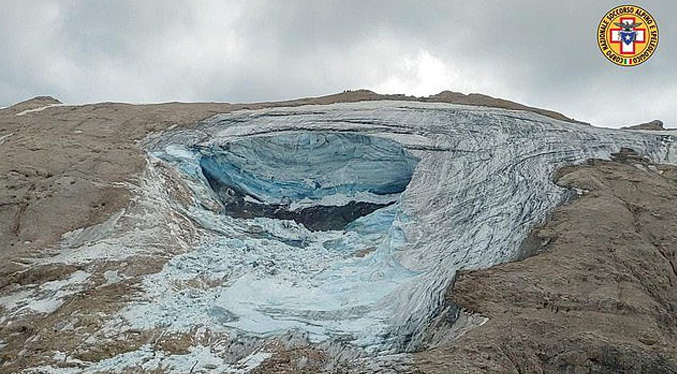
610,17 -> 647,55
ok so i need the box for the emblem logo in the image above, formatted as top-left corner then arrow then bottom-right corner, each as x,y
597,5 -> 659,66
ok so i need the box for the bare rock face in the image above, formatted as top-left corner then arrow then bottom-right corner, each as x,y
623,119 -> 665,131
415,156 -> 677,373
0,99 -> 239,278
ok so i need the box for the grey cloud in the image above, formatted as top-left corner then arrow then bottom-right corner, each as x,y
0,0 -> 674,127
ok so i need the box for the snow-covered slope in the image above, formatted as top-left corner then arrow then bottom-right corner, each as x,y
9,101 -> 677,372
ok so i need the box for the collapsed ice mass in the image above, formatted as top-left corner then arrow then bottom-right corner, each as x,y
145,125 -> 424,350
138,101 -> 676,356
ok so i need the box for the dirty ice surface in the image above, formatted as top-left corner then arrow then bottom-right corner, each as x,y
135,101 -> 676,353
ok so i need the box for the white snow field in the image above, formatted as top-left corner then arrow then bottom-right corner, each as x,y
12,101 -> 677,372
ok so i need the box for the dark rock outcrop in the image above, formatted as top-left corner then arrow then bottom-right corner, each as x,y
623,119 -> 665,131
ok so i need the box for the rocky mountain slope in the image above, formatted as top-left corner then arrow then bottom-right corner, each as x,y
416,150 -> 677,373
0,92 -> 675,373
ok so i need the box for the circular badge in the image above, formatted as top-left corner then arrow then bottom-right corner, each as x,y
597,5 -> 659,66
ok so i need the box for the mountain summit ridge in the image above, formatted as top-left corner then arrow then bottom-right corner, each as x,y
3,89 -> 582,124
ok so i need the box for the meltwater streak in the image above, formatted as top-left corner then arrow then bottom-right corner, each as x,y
140,101 -> 675,356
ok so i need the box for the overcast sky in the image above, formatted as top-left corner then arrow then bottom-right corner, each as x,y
0,1 -> 674,127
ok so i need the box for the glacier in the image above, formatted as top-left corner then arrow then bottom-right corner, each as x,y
13,100 -> 677,372
136,101 -> 676,353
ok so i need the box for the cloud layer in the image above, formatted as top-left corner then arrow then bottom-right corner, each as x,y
0,0 -> 674,127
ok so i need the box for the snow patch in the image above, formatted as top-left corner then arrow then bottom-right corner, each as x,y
24,345 -> 271,374
15,104 -> 66,116
0,270 -> 90,316
102,270 -> 124,286
0,133 -> 13,145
